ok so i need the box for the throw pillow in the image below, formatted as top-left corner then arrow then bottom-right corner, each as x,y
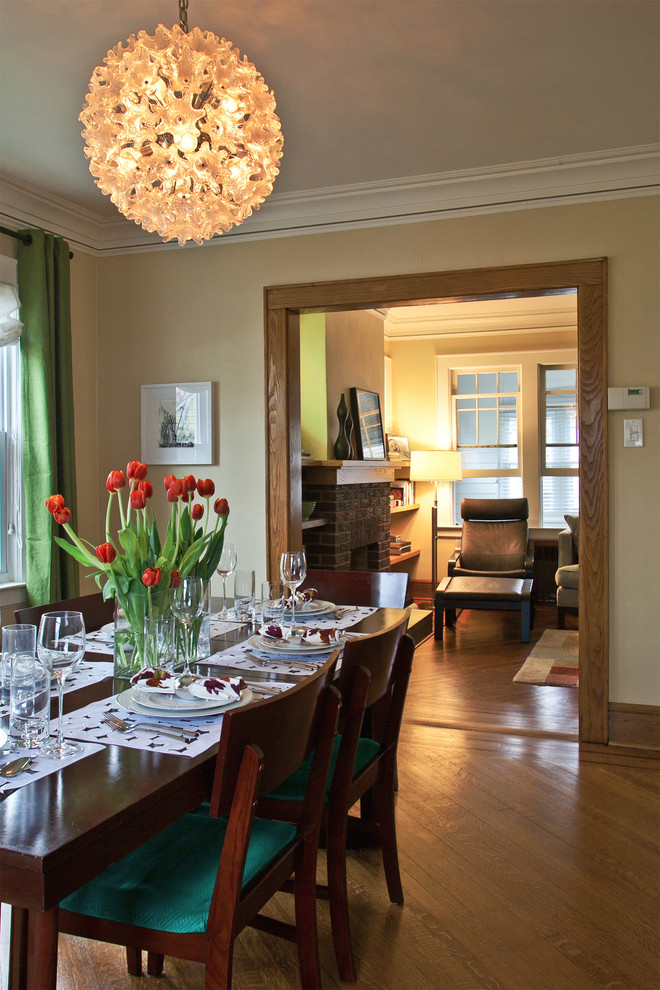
564,514 -> 579,556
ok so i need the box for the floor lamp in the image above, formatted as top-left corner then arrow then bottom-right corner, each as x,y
409,450 -> 463,603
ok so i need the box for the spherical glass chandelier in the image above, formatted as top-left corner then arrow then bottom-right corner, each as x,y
79,2 -> 283,246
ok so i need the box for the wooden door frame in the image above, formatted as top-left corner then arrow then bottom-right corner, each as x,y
264,258 -> 609,744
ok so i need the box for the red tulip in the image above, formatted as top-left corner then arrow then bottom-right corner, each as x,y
184,475 -> 196,493
95,542 -> 116,564
130,489 -> 146,511
45,494 -> 65,515
163,474 -> 176,491
167,485 -> 180,503
192,503 -> 204,521
138,480 -> 153,499
142,567 -> 162,587
197,478 -> 215,497
106,470 -> 126,493
53,506 -> 72,525
214,497 -> 229,517
169,570 -> 181,589
127,460 -> 147,481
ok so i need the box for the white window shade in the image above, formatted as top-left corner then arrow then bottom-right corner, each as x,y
0,283 -> 22,347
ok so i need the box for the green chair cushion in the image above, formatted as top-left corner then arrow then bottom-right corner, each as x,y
60,813 -> 296,934
265,734 -> 381,803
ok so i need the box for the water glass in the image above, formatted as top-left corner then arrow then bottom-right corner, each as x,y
261,580 -> 286,626
2,624 -> 37,704
233,570 -> 256,622
9,652 -> 50,749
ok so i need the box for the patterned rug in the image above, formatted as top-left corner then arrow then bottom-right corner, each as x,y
513,629 -> 579,687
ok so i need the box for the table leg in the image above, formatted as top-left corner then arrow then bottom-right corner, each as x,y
19,907 -> 59,990
8,907 -> 28,990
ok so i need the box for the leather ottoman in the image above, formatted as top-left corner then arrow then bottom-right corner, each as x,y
434,575 -> 534,643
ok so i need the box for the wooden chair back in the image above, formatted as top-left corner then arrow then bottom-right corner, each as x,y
14,591 -> 114,632
209,650 -> 340,818
299,569 -> 409,608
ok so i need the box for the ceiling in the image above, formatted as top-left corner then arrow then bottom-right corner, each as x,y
0,1 -> 658,252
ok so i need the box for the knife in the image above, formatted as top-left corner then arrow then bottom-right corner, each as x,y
198,663 -> 304,683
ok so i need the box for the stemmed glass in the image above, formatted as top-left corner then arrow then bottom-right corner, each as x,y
172,575 -> 205,675
37,611 -> 86,759
216,543 -> 238,619
279,550 -> 307,630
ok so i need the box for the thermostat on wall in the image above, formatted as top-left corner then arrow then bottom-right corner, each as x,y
607,386 -> 650,410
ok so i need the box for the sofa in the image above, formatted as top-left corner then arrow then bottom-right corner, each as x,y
555,514 -> 579,628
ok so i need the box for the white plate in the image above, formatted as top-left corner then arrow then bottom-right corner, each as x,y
248,633 -> 343,655
0,728 -> 7,750
292,599 -> 335,616
100,622 -> 115,636
116,687 -> 253,719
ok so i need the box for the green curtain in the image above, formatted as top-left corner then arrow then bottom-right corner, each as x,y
17,229 -> 79,605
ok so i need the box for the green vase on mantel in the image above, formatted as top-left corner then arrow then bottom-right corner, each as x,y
333,393 -> 351,460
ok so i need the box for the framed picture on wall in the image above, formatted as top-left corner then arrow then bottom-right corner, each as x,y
349,387 -> 387,460
387,435 -> 410,460
141,381 -> 213,464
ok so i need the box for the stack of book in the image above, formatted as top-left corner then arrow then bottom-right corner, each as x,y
390,536 -> 412,555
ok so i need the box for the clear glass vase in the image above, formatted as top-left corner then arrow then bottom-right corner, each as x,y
173,580 -> 211,667
113,588 -> 174,678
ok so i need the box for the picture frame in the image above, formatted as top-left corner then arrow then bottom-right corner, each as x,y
387,435 -> 410,460
349,387 -> 386,460
141,381 -> 213,465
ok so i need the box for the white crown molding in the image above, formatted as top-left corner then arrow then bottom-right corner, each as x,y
1,144 -> 658,257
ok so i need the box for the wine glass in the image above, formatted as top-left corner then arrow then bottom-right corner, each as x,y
216,543 -> 238,619
279,551 -> 307,630
172,576 -> 205,675
37,611 -> 86,759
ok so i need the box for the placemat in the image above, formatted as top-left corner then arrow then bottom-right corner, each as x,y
62,694 -> 228,758
0,741 -> 105,798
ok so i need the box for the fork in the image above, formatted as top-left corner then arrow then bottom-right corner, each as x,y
245,650 -> 320,670
101,713 -> 197,744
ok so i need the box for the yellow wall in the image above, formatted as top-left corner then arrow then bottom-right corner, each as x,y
300,313 -> 327,459
65,194 -> 658,705
325,310 -> 385,458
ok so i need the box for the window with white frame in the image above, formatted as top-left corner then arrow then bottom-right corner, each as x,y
539,364 -> 579,526
0,259 -> 25,585
451,368 -> 523,520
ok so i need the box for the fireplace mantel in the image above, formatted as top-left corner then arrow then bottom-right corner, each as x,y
301,459 -> 398,486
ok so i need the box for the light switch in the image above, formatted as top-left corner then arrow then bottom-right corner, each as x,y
624,419 -> 644,447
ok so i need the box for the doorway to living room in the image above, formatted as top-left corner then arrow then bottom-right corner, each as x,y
263,259 -> 608,745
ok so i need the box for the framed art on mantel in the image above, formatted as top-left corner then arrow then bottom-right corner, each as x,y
141,381 -> 213,465
349,387 -> 386,460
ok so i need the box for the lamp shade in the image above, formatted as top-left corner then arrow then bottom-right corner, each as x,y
409,450 -> 463,482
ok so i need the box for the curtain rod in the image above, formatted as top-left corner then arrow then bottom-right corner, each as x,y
0,225 -> 32,246
0,225 -> 74,258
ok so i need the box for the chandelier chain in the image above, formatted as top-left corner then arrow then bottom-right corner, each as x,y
178,0 -> 189,32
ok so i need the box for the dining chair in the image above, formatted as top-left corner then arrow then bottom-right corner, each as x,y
258,616 -> 415,983
57,653 -> 341,990
14,590 -> 114,632
299,568 -> 409,608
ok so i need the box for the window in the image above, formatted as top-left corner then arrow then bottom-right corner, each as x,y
540,365 -> 579,526
451,368 -> 523,520
0,263 -> 25,585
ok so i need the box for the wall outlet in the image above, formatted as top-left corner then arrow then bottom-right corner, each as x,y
623,419 -> 644,447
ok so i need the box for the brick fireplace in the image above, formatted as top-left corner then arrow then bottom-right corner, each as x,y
301,462 -> 393,571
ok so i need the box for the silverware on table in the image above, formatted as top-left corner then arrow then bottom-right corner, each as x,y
0,756 -> 32,778
245,650 -> 321,671
198,663 -> 305,683
101,713 -> 197,745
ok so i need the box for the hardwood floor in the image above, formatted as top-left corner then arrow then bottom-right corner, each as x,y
3,608 -> 658,989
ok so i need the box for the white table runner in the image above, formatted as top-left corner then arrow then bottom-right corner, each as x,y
0,741 -> 104,798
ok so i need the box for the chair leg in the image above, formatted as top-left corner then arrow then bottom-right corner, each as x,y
126,947 -> 142,976
147,952 -> 164,976
377,760 -> 403,905
294,839 -> 323,989
557,606 -> 566,629
434,602 -> 444,640
326,808 -> 356,983
521,601 -> 531,643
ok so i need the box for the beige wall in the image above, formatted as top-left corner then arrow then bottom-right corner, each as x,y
66,194 -> 658,706
325,310 -> 385,458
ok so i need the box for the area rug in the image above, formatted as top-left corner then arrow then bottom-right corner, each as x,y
513,629 -> 579,687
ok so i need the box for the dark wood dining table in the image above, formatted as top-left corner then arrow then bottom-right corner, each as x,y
0,605 -> 407,990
